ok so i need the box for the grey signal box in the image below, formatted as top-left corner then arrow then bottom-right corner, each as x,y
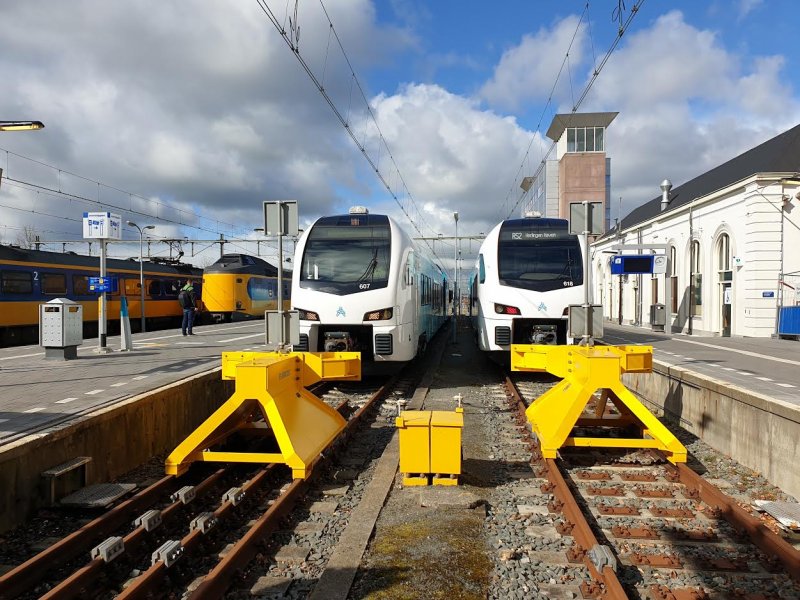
266,310 -> 300,347
40,298 -> 83,359
263,201 -> 299,237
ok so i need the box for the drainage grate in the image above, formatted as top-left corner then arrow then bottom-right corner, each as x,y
495,326 -> 511,346
755,500 -> 800,529
295,333 -> 309,352
60,483 -> 137,508
374,334 -> 393,355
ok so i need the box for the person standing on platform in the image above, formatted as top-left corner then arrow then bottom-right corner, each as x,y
178,281 -> 197,336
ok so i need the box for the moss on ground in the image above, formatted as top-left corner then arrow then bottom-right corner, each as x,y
356,512 -> 491,600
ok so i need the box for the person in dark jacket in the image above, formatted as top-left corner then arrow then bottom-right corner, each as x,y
178,281 -> 197,336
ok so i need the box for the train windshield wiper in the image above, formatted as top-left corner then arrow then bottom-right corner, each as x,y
357,249 -> 379,283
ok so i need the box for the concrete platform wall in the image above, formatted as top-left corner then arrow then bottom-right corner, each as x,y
624,361 -> 800,500
0,370 -> 233,533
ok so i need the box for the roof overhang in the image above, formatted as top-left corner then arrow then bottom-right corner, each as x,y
546,112 -> 618,141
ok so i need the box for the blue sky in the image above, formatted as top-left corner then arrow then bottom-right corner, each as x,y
0,0 -> 798,268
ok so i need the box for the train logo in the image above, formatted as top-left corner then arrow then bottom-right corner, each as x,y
538,301 -> 547,313
336,306 -> 346,317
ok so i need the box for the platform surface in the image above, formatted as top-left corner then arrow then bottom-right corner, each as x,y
0,321 -> 268,446
600,322 -> 800,406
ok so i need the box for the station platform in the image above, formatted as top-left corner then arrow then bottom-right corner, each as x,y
599,320 -> 800,501
600,322 -> 800,407
0,321 -> 268,445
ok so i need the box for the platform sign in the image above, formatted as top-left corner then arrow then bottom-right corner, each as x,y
569,202 -> 603,235
611,255 -> 656,275
82,212 -> 122,240
263,201 -> 298,237
88,276 -> 118,293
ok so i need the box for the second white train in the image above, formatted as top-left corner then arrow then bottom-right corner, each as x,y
471,215 -> 585,353
291,207 -> 450,365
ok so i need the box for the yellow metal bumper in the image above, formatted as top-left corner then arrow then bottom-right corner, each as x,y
511,344 -> 686,464
165,351 -> 361,478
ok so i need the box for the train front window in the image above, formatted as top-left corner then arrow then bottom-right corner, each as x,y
300,220 -> 391,294
498,237 -> 583,292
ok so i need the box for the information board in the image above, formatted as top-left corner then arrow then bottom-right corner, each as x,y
82,212 -> 122,240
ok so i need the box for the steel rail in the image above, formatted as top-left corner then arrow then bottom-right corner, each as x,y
187,381 -> 390,599
0,475 -> 175,600
504,374 -> 629,600
39,468 -> 227,600
672,462 -> 800,581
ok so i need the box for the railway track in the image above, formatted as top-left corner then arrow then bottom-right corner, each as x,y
0,351 -> 437,600
502,372 -> 800,599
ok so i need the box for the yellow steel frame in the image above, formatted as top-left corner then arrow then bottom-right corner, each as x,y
511,344 -> 686,464
165,351 -> 361,478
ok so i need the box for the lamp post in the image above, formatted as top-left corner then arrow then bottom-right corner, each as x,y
453,211 -> 459,342
0,121 -> 44,131
127,221 -> 155,332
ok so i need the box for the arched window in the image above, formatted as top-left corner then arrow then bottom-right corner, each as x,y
717,234 -> 731,277
691,240 -> 702,317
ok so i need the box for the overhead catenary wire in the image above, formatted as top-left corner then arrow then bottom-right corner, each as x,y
503,0 -> 647,220
0,148 -> 253,240
254,0 -> 444,258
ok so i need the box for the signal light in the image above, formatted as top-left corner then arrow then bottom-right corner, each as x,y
364,307 -> 393,321
494,303 -> 520,315
297,308 -> 319,321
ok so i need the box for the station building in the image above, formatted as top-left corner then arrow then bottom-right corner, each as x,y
590,124 -> 800,338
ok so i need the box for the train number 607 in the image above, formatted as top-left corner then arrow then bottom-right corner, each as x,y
359,283 -> 371,290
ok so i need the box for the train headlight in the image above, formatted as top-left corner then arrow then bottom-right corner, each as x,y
297,308 -> 319,321
364,307 -> 393,321
494,303 -> 520,315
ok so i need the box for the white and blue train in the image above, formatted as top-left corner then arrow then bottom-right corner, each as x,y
291,207 -> 450,366
471,215 -> 585,353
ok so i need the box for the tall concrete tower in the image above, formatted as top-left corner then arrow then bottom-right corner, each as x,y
526,112 -> 617,234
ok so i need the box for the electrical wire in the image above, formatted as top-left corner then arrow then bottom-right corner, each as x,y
504,0 -> 647,220
254,0 -> 444,258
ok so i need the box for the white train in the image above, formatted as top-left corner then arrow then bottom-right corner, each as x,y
471,215 -> 585,353
291,207 -> 450,366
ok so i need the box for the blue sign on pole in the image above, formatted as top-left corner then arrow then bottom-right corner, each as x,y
88,276 -> 118,293
610,255 -> 654,275
762,291 -> 775,298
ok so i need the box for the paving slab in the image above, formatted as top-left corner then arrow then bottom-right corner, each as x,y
250,576 -> 292,596
309,500 -> 338,514
321,484 -> 350,497
274,545 -> 310,564
517,504 -> 550,516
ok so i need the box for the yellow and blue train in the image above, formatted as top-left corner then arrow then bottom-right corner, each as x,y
202,253 -> 291,322
0,244 -> 203,345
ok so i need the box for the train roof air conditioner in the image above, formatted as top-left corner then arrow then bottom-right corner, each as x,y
349,206 -> 369,214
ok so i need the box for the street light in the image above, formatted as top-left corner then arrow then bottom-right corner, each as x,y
127,221 -> 155,332
0,121 -> 44,131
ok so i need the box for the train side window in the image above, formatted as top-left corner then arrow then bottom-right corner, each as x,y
42,273 -> 67,295
147,279 -> 162,297
1,270 -> 33,294
165,280 -> 181,297
479,254 -> 486,284
124,279 -> 141,295
72,275 -> 90,296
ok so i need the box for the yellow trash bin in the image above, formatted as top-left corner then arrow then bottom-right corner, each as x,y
396,410 -> 431,486
430,409 -> 463,486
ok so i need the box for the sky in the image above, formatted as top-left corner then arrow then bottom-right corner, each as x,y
1,0 -> 799,272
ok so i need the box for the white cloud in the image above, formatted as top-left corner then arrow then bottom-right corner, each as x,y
479,15 -> 586,112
